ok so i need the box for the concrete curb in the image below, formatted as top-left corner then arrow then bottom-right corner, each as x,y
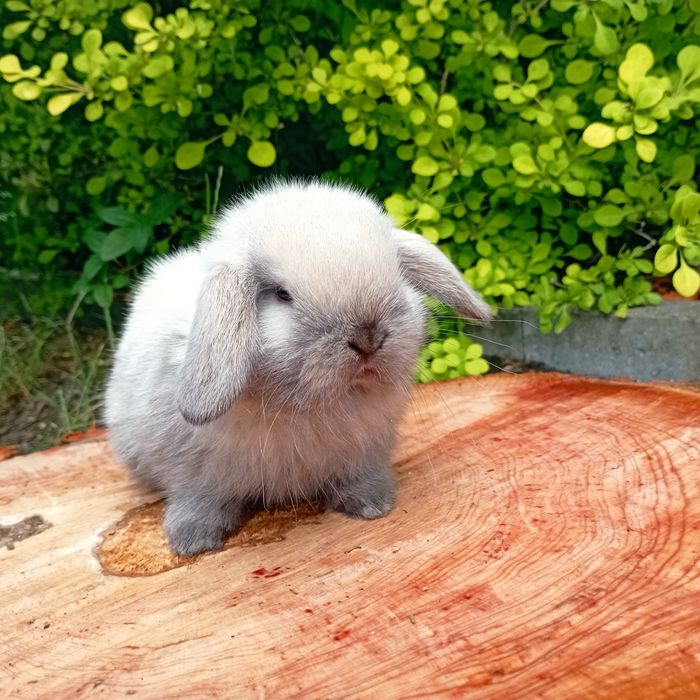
467,301 -> 699,382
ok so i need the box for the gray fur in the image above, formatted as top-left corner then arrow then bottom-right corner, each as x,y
105,180 -> 491,556
325,463 -> 396,519
163,493 -> 242,556
393,228 -> 492,321
178,264 -> 258,425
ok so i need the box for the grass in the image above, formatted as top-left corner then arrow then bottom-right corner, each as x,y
0,316 -> 110,453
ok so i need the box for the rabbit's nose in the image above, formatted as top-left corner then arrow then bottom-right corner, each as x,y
348,325 -> 388,358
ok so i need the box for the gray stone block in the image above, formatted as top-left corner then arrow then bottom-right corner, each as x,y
465,301 -> 699,381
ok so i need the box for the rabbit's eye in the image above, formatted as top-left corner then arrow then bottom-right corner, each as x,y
275,287 -> 292,303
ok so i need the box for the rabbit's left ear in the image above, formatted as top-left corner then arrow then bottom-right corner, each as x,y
393,229 -> 492,322
178,264 -> 258,425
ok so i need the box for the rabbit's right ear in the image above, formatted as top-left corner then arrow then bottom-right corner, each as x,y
178,264 -> 258,426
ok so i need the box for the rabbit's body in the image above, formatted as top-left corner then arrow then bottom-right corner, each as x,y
106,180 -> 490,555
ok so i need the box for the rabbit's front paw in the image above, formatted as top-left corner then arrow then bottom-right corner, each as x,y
163,495 -> 242,556
327,463 -> 396,520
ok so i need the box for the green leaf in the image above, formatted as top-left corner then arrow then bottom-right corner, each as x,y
38,249 -> 58,264
464,358 -> 489,375
565,59 -> 594,85
592,232 -> 607,255
3,21 -> 31,40
244,84 -> 270,108
111,75 -> 128,91
672,258 -> 700,297
122,3 -> 154,31
476,240 -> 492,256
99,228 -> 136,261
81,29 -> 103,53
412,156 -> 439,177
512,154 -> 538,175
677,45 -> 700,84
381,39 -> 400,58
674,226 -> 689,246
463,113 -> 485,131
654,244 -> 678,274
672,154 -> 695,182
84,101 -> 103,121
145,192 -> 181,223
11,80 -> 41,100
531,241 -> 551,262
527,58 -> 549,82
482,168 -> 505,188
437,114 -> 454,128
635,83 -> 665,109
129,222 -> 154,253
247,140 -> 276,167
143,145 -> 159,167
635,137 -> 657,163
289,15 -> 311,32
563,180 -> 586,197
86,176 -> 107,196
50,52 -> 68,71
465,343 -> 483,359
47,92 -> 82,115
82,254 -> 104,282
142,55 -> 174,79
175,141 -> 207,170
594,204 -> 625,227
0,54 -> 22,76
593,18 -> 619,56
619,44 -> 654,84
569,244 -> 592,260
115,92 -> 133,111
582,122 -> 616,149
493,84 -> 512,100
97,207 -> 138,227
430,357 -> 448,375
616,125 -> 634,141
518,35 -> 553,58
92,284 -> 114,310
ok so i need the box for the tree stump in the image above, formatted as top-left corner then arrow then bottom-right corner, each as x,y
2,373 -> 700,698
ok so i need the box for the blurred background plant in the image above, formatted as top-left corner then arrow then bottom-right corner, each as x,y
1,0 -> 699,447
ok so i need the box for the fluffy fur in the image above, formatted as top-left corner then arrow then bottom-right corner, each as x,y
105,180 -> 491,555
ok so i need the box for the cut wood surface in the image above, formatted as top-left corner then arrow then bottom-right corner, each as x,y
2,373 -> 700,699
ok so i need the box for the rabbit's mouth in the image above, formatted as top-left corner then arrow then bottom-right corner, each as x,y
349,365 -> 381,389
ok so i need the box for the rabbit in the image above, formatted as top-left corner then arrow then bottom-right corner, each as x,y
105,179 -> 491,556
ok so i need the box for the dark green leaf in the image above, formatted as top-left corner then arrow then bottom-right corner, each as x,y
82,254 -> 104,281
99,227 -> 137,261
145,192 -> 181,224
97,207 -> 139,227
92,283 -> 114,310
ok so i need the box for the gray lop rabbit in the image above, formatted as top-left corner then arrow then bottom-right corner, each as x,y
105,180 -> 491,555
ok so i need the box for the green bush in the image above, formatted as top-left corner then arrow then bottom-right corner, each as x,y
1,0 -> 699,380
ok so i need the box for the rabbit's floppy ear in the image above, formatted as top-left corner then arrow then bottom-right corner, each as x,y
393,229 -> 492,323
178,264 -> 258,425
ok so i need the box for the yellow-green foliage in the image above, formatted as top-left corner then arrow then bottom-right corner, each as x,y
1,0 -> 699,382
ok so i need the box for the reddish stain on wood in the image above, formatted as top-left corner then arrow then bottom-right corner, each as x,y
59,424 -> 107,444
2,373 -> 700,698
0,444 -> 19,462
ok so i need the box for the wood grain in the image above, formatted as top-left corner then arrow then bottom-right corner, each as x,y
2,373 -> 700,699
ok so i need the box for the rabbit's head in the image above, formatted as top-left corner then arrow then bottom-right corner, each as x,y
178,180 -> 491,425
